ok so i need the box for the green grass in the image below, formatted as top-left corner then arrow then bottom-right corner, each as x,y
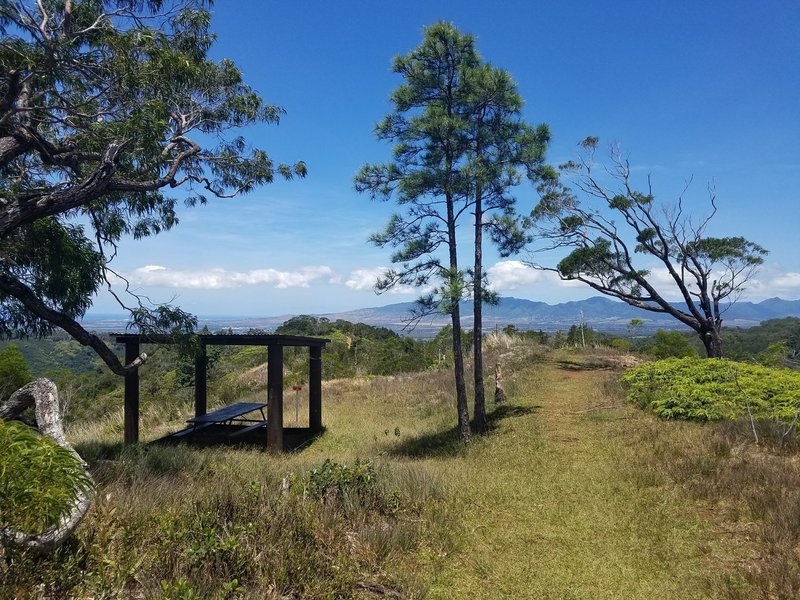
423,363 -> 723,599
6,342 -> 796,598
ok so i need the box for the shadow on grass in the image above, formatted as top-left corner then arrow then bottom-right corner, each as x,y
74,426 -> 324,471
74,439 -> 126,463
555,358 -> 616,371
488,404 -> 539,423
387,403 -> 538,459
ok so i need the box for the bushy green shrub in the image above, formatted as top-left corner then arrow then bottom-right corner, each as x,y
0,419 -> 92,534
297,459 -> 399,515
609,338 -> 631,352
622,358 -> 800,421
645,330 -> 698,359
306,459 -> 375,498
0,344 -> 33,400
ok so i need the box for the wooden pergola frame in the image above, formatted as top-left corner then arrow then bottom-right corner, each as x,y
114,333 -> 329,451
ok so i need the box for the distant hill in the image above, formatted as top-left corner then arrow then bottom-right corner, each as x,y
322,296 -> 800,336
81,296 -> 800,336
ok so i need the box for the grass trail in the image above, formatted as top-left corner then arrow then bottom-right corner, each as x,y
59,353 -> 744,598
426,362 -> 723,599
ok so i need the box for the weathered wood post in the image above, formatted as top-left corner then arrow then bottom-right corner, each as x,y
494,362 -> 506,404
309,345 -> 322,433
124,339 -> 140,444
194,340 -> 207,418
267,344 -> 284,451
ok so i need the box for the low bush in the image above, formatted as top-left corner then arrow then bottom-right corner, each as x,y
0,419 -> 92,535
623,358 -> 800,421
296,459 -> 399,516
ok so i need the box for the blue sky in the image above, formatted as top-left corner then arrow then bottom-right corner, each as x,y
90,0 -> 800,317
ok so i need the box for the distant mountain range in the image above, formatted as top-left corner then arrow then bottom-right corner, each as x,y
83,296 -> 800,336
322,296 -> 800,336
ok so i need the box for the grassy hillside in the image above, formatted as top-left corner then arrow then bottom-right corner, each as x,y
3,339 -> 800,598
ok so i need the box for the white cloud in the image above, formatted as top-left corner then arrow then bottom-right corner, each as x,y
641,267 -> 686,300
486,260 -> 541,291
344,267 -> 385,291
131,264 -> 334,289
644,266 -> 800,301
487,260 -> 584,292
771,272 -> 800,291
753,272 -> 800,299
344,267 -> 431,295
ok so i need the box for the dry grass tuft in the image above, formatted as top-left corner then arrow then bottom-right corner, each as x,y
638,418 -> 800,599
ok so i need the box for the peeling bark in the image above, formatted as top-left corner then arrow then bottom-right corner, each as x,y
0,379 -> 94,554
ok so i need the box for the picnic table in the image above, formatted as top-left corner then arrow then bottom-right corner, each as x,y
174,401 -> 268,439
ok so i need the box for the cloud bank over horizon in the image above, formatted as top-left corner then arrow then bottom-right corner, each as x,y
121,261 -> 800,313
132,265 -> 335,289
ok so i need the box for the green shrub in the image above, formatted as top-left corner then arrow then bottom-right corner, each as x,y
645,330 -> 698,359
0,345 -> 33,400
0,419 -> 92,534
297,459 -> 399,515
622,358 -> 800,421
609,338 -> 631,352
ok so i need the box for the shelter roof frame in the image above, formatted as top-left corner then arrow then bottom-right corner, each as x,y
113,333 -> 330,451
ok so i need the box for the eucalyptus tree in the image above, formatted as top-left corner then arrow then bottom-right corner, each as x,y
532,137 -> 766,358
355,21 -> 549,437
0,0 -> 305,375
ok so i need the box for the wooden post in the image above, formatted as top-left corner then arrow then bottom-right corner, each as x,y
267,344 -> 284,451
494,362 -> 506,404
194,341 -> 207,418
309,346 -> 322,433
124,339 -> 140,444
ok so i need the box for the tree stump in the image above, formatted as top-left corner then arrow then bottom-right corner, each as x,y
494,362 -> 506,404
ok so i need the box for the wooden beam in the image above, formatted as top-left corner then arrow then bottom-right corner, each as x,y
309,345 -> 322,433
267,344 -> 284,451
194,341 -> 207,418
197,334 -> 329,347
114,333 -> 330,347
123,340 -> 140,445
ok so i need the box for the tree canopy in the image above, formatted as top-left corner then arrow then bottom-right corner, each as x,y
0,0 -> 305,374
355,21 -> 548,438
355,22 -> 478,441
532,137 -> 766,357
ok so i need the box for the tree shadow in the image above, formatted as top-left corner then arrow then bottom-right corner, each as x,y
555,358 -> 615,371
74,440 -> 126,464
486,404 -> 538,430
74,426 -> 324,470
387,403 -> 538,459
386,423 -> 465,458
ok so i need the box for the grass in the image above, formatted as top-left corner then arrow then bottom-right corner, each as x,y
4,341 -> 800,597
424,360 -> 724,599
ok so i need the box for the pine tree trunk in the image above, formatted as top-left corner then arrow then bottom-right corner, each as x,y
451,305 -> 470,443
472,178 -> 486,432
446,191 -> 470,444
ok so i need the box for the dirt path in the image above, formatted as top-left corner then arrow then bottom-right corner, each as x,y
428,362 -> 719,599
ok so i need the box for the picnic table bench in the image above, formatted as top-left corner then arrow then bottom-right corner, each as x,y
173,401 -> 267,438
